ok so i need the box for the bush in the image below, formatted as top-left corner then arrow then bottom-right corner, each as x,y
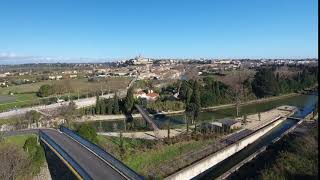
37,84 -> 52,97
23,136 -> 38,155
31,146 -> 45,175
77,124 -> 98,144
23,137 -> 45,175
147,100 -> 185,112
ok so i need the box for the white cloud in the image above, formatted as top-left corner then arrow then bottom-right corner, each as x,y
0,52 -> 16,57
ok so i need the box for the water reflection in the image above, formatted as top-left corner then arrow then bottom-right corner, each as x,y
80,94 -> 318,132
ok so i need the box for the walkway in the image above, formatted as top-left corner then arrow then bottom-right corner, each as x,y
99,129 -> 185,140
135,105 -> 160,131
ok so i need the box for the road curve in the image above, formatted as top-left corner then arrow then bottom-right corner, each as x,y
41,129 -> 126,180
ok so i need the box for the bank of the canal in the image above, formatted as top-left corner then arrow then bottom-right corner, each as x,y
81,94 -> 318,132
194,93 -> 318,180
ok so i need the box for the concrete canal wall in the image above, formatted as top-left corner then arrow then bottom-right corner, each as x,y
166,117 -> 286,180
216,111 -> 316,179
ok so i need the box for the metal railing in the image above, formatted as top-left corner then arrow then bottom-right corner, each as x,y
39,130 -> 92,180
59,126 -> 144,180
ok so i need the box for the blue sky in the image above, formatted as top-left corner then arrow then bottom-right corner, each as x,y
0,0 -> 318,60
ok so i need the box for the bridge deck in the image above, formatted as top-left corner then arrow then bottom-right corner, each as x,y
42,129 -> 126,180
135,105 -> 160,131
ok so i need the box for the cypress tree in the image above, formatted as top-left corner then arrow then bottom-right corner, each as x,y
100,99 -> 106,114
107,100 -> 113,114
113,93 -> 120,114
124,88 -> 134,113
95,95 -> 101,114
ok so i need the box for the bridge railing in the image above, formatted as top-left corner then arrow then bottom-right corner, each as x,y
39,130 -> 92,180
59,126 -> 143,180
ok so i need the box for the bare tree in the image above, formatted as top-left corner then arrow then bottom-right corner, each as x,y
59,101 -> 77,127
100,84 -> 104,96
226,71 -> 244,117
0,143 -> 30,180
25,110 -> 42,128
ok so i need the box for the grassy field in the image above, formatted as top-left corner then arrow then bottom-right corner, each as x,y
0,77 -> 132,95
0,93 -> 40,112
0,77 -> 132,112
98,135 -> 215,177
3,134 -> 36,147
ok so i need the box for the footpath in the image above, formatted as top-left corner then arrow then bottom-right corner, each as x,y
81,93 -> 299,122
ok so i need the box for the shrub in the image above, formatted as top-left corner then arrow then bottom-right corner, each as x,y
77,124 -> 98,144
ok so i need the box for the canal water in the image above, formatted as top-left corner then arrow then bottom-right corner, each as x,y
194,94 -> 318,180
82,94 -> 318,132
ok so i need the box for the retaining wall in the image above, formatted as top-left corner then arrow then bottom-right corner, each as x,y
166,117 -> 286,180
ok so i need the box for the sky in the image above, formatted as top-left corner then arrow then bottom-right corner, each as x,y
0,0 -> 318,62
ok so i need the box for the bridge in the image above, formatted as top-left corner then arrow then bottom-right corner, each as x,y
135,104 -> 160,131
5,127 -> 143,180
286,116 -> 303,121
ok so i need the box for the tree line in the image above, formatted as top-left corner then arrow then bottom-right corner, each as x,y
252,67 -> 318,98
79,87 -> 137,117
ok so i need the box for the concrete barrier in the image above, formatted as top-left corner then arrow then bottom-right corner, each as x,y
165,117 -> 287,180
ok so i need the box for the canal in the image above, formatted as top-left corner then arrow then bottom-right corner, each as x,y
81,94 -> 318,132
194,93 -> 318,180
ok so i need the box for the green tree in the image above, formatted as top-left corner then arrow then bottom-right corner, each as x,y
185,86 -> 193,107
100,99 -> 106,114
23,136 -> 38,154
124,88 -> 134,113
25,110 -> 42,127
37,84 -> 52,97
23,137 -> 45,175
251,68 -> 279,98
113,93 -> 120,114
107,100 -> 113,114
95,95 -> 101,114
77,124 -> 98,144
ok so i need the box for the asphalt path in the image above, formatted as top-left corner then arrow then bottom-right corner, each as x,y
0,91 -> 126,119
3,128 -> 41,137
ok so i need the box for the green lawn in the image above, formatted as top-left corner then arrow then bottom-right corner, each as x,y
0,93 -> 40,112
0,77 -> 132,112
0,81 -> 50,95
98,135 -> 215,176
3,134 -> 36,147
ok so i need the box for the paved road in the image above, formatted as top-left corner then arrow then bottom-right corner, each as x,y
41,129 -> 127,180
0,91 -> 126,119
3,128 -> 42,137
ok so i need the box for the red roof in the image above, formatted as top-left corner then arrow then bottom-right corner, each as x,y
146,93 -> 159,98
